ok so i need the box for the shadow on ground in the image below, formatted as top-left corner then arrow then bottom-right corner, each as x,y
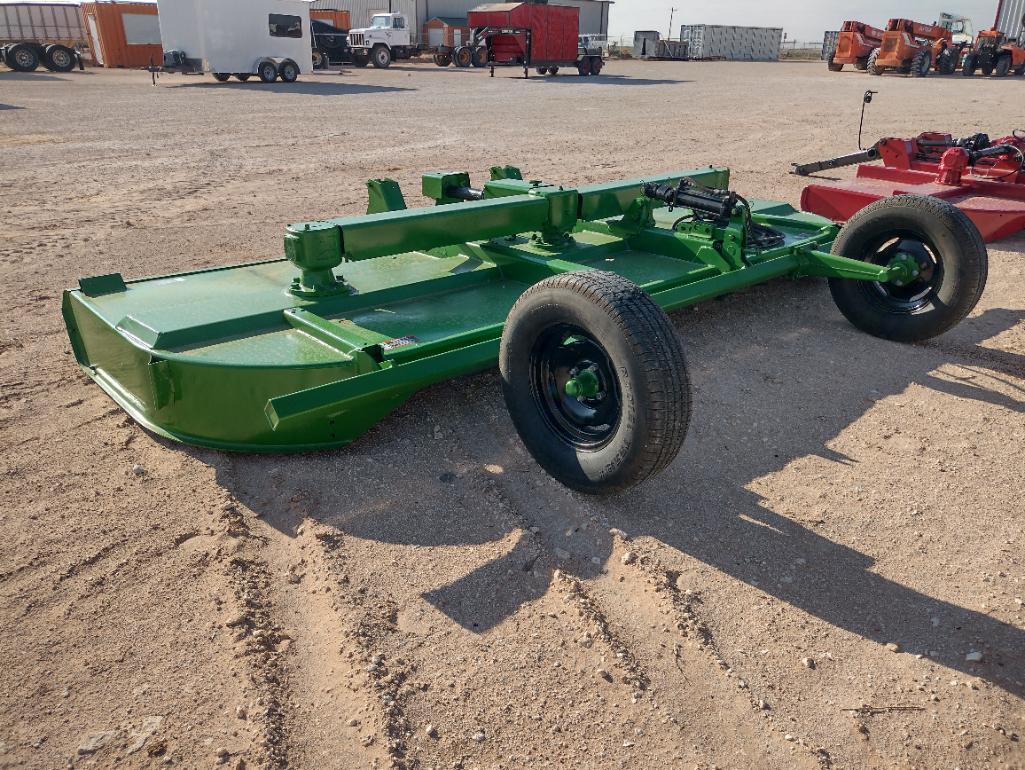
207,278 -> 1025,700
170,80 -> 413,95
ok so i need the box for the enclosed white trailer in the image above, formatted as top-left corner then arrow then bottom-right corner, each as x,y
157,0 -> 314,83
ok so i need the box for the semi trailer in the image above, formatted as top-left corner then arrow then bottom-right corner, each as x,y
0,2 -> 83,72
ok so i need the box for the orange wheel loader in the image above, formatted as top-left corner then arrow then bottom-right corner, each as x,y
962,28 -> 1025,77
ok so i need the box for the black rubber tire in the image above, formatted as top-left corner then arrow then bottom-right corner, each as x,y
235,73 -> 250,82
828,195 -> 988,343
590,57 -> 603,75
854,57 -> 869,71
981,63 -> 994,76
352,53 -> 370,68
1015,64 -> 1025,76
371,44 -> 391,69
278,60 -> 299,82
453,46 -> 472,68
500,271 -> 690,495
962,53 -> 978,76
212,72 -> 231,82
535,67 -> 548,75
44,44 -> 75,72
257,61 -> 278,83
7,43 -> 39,72
471,46 -> 488,67
549,65 -> 559,75
937,48 -> 956,75
994,55 -> 1012,77
867,48 -> 883,75
576,56 -> 592,76
910,48 -> 930,77
827,55 -> 843,72
433,52 -> 451,67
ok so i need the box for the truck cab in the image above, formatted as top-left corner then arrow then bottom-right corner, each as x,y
347,13 -> 415,68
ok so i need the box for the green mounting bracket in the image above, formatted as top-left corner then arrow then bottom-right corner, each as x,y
367,179 -> 407,214
490,165 -> 524,181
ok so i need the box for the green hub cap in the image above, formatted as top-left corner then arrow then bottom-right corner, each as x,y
564,366 -> 601,399
886,251 -> 923,287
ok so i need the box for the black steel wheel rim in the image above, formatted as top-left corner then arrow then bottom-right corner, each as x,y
529,324 -> 621,449
863,233 -> 944,310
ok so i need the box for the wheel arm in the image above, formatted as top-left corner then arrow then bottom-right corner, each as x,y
797,248 -> 894,281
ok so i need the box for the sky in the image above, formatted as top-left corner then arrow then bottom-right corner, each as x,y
607,0 -> 1002,42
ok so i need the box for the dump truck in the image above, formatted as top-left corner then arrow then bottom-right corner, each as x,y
466,2 -> 604,77
962,27 -> 1025,76
868,17 -> 964,76
828,20 -> 884,71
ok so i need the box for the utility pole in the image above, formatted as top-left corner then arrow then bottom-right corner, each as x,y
668,7 -> 678,40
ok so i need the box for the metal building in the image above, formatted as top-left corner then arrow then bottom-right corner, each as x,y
995,0 -> 1025,37
310,0 -> 611,43
680,24 -> 782,61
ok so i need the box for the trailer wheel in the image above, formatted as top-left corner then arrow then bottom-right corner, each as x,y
962,52 -> 978,76
910,49 -> 931,77
278,60 -> 299,82
500,270 -> 690,495
212,72 -> 231,82
866,48 -> 883,75
590,57 -> 603,75
235,73 -> 250,82
453,46 -> 472,67
828,195 -> 987,343
576,56 -> 592,76
994,54 -> 1012,77
371,44 -> 392,68
471,46 -> 488,67
827,54 -> 843,72
44,44 -> 75,73
549,65 -> 559,75
7,43 -> 39,72
257,60 -> 278,83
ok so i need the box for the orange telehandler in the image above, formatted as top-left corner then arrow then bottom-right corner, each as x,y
828,20 -> 885,71
868,18 -> 964,77
962,28 -> 1025,77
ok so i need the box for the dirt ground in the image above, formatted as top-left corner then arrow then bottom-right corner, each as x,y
1,59 -> 1023,770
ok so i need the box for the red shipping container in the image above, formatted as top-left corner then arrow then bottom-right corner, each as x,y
467,2 -> 579,66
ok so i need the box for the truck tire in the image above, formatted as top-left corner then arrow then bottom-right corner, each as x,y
278,59 -> 299,82
235,73 -> 250,82
576,56 -> 592,76
962,52 -> 978,76
828,195 -> 987,343
471,46 -> 488,67
909,48 -> 930,77
371,44 -> 391,68
827,54 -> 843,72
257,60 -> 278,83
500,271 -> 690,495
994,54 -> 1012,77
433,52 -> 451,66
866,47 -> 883,75
212,72 -> 231,82
453,46 -> 472,67
590,57 -> 603,75
549,66 -> 559,75
44,44 -> 75,73
7,43 -> 40,72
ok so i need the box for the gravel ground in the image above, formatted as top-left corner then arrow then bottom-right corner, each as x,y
1,60 -> 1023,770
